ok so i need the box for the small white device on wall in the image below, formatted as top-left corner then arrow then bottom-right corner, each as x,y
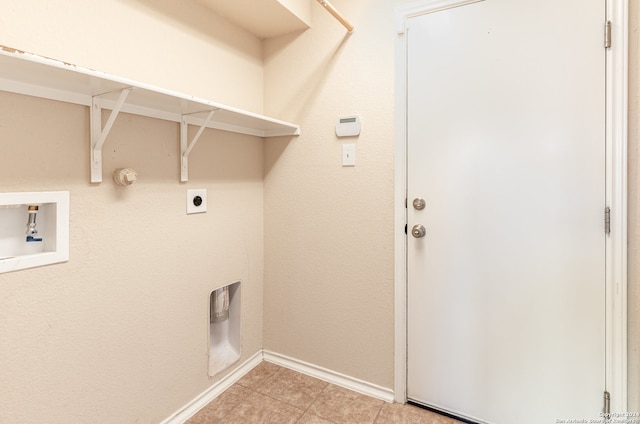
186,189 -> 207,214
336,115 -> 361,137
0,191 -> 70,274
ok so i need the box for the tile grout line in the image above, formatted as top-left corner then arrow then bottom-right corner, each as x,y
255,367 -> 337,423
249,365 -> 341,424
371,401 -> 385,424
295,382 -> 339,424
208,363 -> 388,424
262,365 -> 383,424
189,384 -> 247,424
221,365 -> 287,423
246,366 -> 313,422
193,363 -> 461,424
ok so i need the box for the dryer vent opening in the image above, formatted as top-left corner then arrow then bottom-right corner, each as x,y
208,281 -> 241,377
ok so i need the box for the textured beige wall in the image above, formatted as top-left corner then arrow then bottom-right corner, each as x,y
0,0 -> 264,113
0,92 -> 265,423
0,0 -> 638,421
263,0 -> 402,389
263,0 -> 640,396
0,1 -> 267,422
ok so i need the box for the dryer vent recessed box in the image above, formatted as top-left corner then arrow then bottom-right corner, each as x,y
336,115 -> 361,137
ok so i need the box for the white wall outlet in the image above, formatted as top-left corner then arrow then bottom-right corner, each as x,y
342,143 -> 356,167
187,189 -> 207,214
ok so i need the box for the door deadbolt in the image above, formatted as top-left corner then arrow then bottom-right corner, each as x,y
413,198 -> 426,210
411,224 -> 426,238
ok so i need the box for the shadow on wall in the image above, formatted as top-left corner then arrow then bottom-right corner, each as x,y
261,29 -> 351,171
187,129 -> 265,182
123,0 -> 259,54
102,113 -> 269,185
0,91 -> 281,188
0,93 -> 89,187
264,136 -> 293,178
270,31 -> 352,124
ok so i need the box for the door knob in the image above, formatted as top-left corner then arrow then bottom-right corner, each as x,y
411,224 -> 426,238
413,198 -> 426,210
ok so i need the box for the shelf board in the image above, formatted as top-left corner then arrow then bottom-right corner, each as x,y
194,0 -> 310,39
0,46 -> 300,138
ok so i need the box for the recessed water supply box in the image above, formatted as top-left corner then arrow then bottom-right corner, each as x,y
209,281 -> 241,377
0,191 -> 70,274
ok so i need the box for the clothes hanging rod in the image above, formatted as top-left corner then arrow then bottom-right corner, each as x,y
316,0 -> 354,32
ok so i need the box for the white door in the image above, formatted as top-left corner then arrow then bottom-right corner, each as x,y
406,1 -> 606,423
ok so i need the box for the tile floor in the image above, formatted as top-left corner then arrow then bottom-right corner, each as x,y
186,361 -> 463,424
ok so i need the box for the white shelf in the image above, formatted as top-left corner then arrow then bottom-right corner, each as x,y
0,47 -> 300,182
193,0 -> 311,39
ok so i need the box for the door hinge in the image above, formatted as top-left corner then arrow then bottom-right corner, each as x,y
604,391 -> 611,416
605,207 -> 611,234
604,21 -> 612,48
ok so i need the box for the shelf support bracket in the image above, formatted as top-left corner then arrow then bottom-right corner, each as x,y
181,110 -> 216,182
90,87 -> 133,183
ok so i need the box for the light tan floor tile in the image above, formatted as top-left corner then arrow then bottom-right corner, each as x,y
257,367 -> 329,409
296,412 -> 337,424
186,384 -> 252,423
307,384 -> 384,424
237,361 -> 282,390
187,363 -> 462,424
375,403 -> 464,424
221,390 -> 304,424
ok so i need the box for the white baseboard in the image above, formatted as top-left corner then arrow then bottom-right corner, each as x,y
162,349 -> 395,423
263,350 -> 395,403
160,350 -> 263,424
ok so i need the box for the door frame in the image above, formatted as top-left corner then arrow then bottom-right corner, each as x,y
393,0 -> 629,411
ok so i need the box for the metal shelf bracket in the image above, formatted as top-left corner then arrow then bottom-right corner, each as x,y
180,110 -> 217,182
90,87 -> 134,183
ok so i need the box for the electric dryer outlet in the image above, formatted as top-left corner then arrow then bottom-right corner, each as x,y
187,189 -> 207,214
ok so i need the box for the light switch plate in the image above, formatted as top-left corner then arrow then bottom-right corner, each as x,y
187,189 -> 207,214
342,144 -> 356,167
